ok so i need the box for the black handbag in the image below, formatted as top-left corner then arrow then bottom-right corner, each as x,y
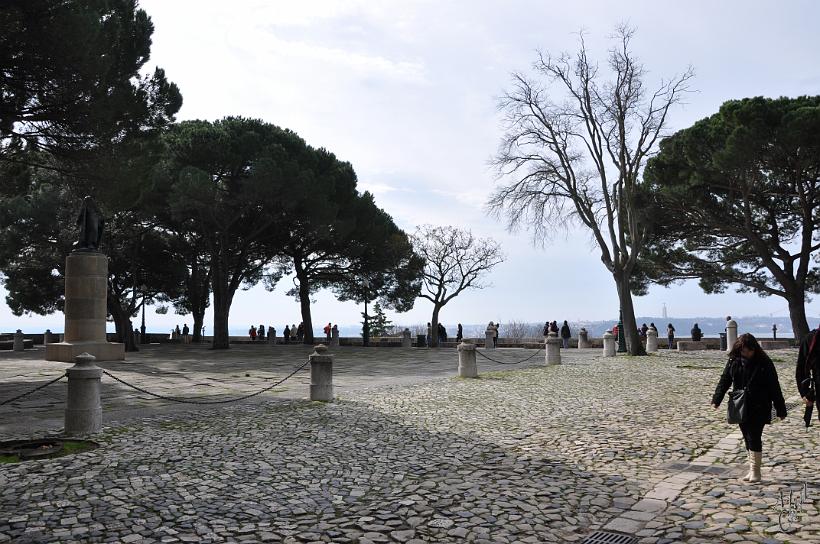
727,360 -> 759,424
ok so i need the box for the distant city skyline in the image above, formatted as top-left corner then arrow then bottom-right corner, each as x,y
2,0 -> 819,336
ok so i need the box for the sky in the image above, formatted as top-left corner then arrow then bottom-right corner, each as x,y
2,0 -> 820,335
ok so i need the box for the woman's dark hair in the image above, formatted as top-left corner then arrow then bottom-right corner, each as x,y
729,333 -> 766,360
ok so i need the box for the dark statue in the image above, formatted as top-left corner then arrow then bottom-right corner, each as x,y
74,196 -> 105,252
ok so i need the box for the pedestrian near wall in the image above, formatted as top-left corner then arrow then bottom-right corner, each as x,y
324,322 -> 332,343
258,324 -> 266,341
711,334 -> 787,483
667,323 -> 675,349
691,323 -> 703,342
283,325 -> 291,344
795,323 -> 820,414
560,320 -> 571,349
182,323 -> 190,344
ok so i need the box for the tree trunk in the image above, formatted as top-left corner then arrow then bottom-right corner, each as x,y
108,297 -> 138,352
615,272 -> 645,356
786,290 -> 810,341
192,309 -> 205,344
211,264 -> 232,349
296,271 -> 315,344
430,304 -> 441,348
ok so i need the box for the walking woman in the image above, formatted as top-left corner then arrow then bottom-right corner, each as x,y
666,323 -> 676,349
711,334 -> 787,483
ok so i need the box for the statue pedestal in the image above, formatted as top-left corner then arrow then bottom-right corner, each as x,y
46,252 -> 124,362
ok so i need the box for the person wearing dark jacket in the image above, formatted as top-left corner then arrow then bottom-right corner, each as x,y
560,321 -> 571,349
796,325 -> 820,408
691,323 -> 703,342
712,334 -> 787,483
456,323 -> 463,343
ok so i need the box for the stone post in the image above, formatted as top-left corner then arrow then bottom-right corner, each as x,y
402,328 -> 412,348
726,319 -> 738,353
44,329 -> 55,345
309,344 -> 333,401
330,328 -> 340,347
64,352 -> 103,436
485,329 -> 495,350
646,328 -> 658,353
577,328 -> 589,349
12,329 -> 24,351
545,331 -> 561,365
46,252 -> 124,362
603,330 -> 616,357
268,331 -> 276,345
457,342 -> 478,378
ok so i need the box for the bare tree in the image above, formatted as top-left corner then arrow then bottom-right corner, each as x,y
488,25 -> 693,355
412,225 -> 505,347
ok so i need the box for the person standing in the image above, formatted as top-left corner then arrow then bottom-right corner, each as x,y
691,323 -> 703,342
712,334 -> 787,483
667,323 -> 676,349
493,321 -> 500,347
427,322 -> 432,347
283,325 -> 290,345
796,324 -> 820,411
640,323 -> 648,337
543,322 -> 550,337
456,323 -> 463,343
182,323 -> 190,344
560,320 -> 571,349
324,322 -> 332,343
249,325 -> 257,341
258,324 -> 265,342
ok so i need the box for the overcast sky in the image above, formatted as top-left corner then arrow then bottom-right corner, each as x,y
3,0 -> 820,334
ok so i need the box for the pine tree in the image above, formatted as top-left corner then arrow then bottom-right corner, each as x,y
362,302 -> 393,337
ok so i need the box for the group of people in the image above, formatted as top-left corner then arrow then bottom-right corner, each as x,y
426,322 -> 464,345
634,322 -> 704,349
246,322 -> 324,344
710,327 -> 820,484
543,320 -> 573,348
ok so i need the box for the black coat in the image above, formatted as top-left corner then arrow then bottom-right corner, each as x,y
712,354 -> 787,424
796,329 -> 820,400
560,325 -> 571,339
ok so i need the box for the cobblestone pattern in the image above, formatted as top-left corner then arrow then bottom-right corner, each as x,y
1,348 -> 818,543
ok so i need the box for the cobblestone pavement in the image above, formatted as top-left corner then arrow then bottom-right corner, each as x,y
1,347 -> 819,543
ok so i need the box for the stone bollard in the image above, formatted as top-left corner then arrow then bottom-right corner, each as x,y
269,331 -> 277,345
545,331 -> 561,365
309,344 -> 333,401
646,328 -> 658,353
402,328 -> 412,348
65,353 -> 103,436
726,319 -> 738,353
485,329 -> 495,350
577,328 -> 589,349
330,328 -> 340,347
13,329 -> 24,351
603,330 -> 616,357
44,329 -> 55,345
457,342 -> 478,378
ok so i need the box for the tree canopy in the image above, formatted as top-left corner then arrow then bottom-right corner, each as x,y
643,96 -> 820,339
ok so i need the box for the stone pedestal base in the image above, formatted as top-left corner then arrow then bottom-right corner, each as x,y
457,342 -> 478,378
46,341 -> 124,362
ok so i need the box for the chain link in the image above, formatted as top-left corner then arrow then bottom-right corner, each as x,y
102,358 -> 311,405
0,373 -> 67,406
475,348 -> 544,365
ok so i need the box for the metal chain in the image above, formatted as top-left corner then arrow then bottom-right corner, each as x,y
0,373 -> 67,406
102,358 -> 311,405
475,348 -> 544,365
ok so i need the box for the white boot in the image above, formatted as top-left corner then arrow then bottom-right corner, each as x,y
742,450 -> 754,482
748,451 -> 762,483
